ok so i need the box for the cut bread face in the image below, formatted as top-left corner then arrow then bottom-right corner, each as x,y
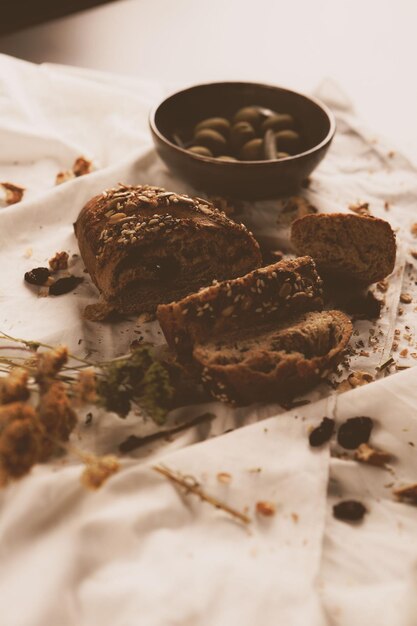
291,212 -> 396,285
74,185 -> 262,315
157,256 -> 324,360
193,310 -> 352,405
107,223 -> 260,314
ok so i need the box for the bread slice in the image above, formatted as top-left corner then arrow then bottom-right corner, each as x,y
74,184 -> 261,315
193,310 -> 352,405
157,256 -> 324,361
291,213 -> 396,284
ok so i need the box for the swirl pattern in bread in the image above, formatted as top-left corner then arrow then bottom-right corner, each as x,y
74,184 -> 262,314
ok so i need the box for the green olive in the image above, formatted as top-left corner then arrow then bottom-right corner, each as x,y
188,145 -> 213,157
239,138 -> 263,160
194,117 -> 230,137
275,130 -> 301,154
193,129 -> 227,155
261,113 -> 295,132
233,106 -> 262,128
216,155 -> 237,162
230,121 -> 256,150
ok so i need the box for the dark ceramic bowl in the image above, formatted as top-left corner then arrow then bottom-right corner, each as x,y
149,81 -> 336,200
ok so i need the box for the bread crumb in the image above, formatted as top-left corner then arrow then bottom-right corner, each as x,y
354,443 -> 391,467
56,156 -> 93,185
393,483 -> 417,504
411,223 -> 417,237
73,156 -> 93,177
49,251 -> 69,271
137,312 -> 155,324
349,201 -> 370,216
217,472 -> 232,484
400,293 -> 412,304
256,501 -> 276,517
56,170 -> 75,185
376,280 -> 388,293
348,370 -> 374,388
400,348 -> 408,358
1,182 -> 25,205
208,196 -> 240,217
279,195 -> 317,222
83,301 -> 115,322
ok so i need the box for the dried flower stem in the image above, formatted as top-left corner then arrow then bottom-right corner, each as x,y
119,412 -> 216,453
377,356 -> 395,372
153,464 -> 251,525
0,331 -> 94,367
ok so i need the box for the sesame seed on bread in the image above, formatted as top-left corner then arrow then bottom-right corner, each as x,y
157,256 -> 351,406
157,256 -> 324,361
74,184 -> 262,315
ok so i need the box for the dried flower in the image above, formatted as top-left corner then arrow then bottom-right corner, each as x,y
37,381 -> 77,459
0,368 -> 30,404
0,402 -> 42,485
35,346 -> 68,383
72,369 -> 97,405
81,454 -> 120,490
97,345 -> 175,424
154,464 -> 251,525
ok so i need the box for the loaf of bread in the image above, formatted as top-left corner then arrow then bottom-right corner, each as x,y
194,309 -> 352,405
290,212 -> 396,284
74,184 -> 262,314
157,256 -> 324,361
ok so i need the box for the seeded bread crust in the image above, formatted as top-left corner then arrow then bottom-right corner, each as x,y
291,212 -> 396,284
157,256 -> 324,361
194,309 -> 352,405
74,184 -> 261,314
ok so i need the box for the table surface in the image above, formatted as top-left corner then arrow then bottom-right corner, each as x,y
0,0 -> 116,36
0,0 -> 416,160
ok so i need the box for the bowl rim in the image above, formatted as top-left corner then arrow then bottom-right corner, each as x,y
149,80 -> 337,166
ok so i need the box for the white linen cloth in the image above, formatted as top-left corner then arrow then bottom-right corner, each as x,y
1,54 -> 417,626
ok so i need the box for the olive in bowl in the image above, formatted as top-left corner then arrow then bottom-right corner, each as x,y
149,81 -> 336,200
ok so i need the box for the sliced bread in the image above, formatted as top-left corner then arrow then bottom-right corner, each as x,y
157,256 -> 323,361
193,309 -> 352,405
291,212 -> 396,284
